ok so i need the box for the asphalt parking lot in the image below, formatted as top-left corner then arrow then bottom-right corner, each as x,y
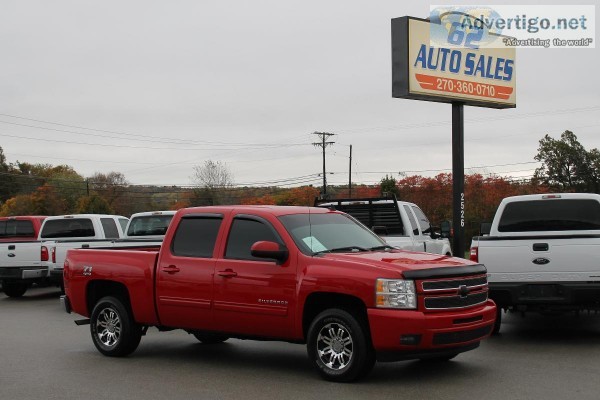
2,286 -> 600,400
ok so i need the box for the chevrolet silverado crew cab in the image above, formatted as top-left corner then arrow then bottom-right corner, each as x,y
62,205 -> 495,382
0,216 -> 47,297
316,195 -> 452,256
470,193 -> 600,333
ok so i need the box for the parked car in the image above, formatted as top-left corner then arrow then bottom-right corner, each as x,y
62,205 -> 495,382
316,195 -> 452,255
41,214 -> 129,288
470,193 -> 600,333
122,211 -> 175,241
0,216 -> 47,297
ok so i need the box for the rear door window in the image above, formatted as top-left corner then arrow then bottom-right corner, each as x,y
171,216 -> 223,258
101,218 -> 120,239
498,199 -> 600,232
41,218 -> 95,238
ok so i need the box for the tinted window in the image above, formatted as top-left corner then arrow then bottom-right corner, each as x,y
171,217 -> 222,258
411,206 -> 432,234
41,218 -> 95,238
0,220 -> 35,238
498,199 -> 600,232
403,206 -> 419,235
101,218 -> 120,239
225,218 -> 281,261
127,215 -> 173,237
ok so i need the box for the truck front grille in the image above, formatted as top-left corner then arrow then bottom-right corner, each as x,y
424,291 -> 488,310
422,276 -> 487,291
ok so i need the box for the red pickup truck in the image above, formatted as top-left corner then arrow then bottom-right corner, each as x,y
62,205 -> 496,382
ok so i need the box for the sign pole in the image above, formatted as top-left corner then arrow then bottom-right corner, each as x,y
452,102 -> 465,258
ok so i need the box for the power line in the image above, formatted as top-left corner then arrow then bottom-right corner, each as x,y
0,114 -> 311,148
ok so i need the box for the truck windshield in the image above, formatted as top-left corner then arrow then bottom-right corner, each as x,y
127,215 -> 174,237
279,213 -> 386,256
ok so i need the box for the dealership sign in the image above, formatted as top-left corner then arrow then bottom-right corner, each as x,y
392,16 -> 516,109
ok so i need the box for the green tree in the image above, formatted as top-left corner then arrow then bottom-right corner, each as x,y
534,130 -> 599,192
380,175 -> 399,198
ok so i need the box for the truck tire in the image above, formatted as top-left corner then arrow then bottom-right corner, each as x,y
492,307 -> 502,335
90,296 -> 142,357
307,308 -> 375,382
192,332 -> 229,344
2,282 -> 28,298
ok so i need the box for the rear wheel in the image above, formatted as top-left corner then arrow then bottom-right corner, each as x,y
192,332 -> 229,344
2,282 -> 28,298
90,296 -> 142,357
307,308 -> 375,382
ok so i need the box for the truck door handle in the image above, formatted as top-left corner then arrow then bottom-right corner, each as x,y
8,245 -> 15,250
218,269 -> 237,278
162,265 -> 180,274
533,243 -> 549,252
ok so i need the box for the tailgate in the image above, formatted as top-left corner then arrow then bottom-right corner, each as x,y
0,241 -> 41,268
481,237 -> 600,282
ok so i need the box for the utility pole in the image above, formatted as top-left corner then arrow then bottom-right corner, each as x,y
312,132 -> 335,195
348,145 -> 352,197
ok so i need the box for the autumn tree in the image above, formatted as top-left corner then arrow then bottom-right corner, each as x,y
76,194 -> 114,214
0,194 -> 35,216
88,172 -> 130,213
191,160 -> 234,205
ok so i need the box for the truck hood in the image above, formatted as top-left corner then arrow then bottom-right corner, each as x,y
318,249 -> 477,277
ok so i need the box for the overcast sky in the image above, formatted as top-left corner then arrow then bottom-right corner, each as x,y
1,0 -> 598,189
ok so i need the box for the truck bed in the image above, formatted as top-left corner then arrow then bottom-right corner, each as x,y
65,248 -> 160,325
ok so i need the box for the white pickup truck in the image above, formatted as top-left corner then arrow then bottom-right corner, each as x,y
41,214 -> 129,287
122,211 -> 175,241
316,196 -> 452,256
470,193 -> 600,333
0,216 -> 47,297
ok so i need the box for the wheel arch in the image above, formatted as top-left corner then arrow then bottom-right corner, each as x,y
302,292 -> 370,341
86,280 -> 132,317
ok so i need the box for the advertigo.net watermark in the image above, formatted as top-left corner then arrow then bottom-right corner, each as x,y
430,5 -> 596,49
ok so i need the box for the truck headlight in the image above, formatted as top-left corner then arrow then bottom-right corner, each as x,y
376,279 -> 417,309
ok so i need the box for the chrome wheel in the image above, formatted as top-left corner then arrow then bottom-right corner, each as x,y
316,322 -> 354,370
95,307 -> 121,347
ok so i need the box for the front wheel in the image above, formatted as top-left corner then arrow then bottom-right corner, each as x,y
307,309 -> 375,382
90,296 -> 142,357
2,282 -> 28,298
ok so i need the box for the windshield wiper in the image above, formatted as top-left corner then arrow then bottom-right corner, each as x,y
369,245 -> 395,251
314,246 -> 369,255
